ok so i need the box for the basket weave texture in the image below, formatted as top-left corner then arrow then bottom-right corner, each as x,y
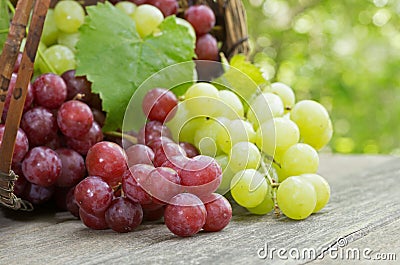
0,0 -> 249,211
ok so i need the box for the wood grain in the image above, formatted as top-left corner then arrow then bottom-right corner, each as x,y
0,154 -> 399,265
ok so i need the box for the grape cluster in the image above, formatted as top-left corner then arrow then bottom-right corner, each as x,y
1,68 -> 104,210
72,87 -> 232,236
166,82 -> 333,220
36,0 -> 218,77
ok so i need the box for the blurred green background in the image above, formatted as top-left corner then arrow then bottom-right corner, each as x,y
243,0 -> 400,154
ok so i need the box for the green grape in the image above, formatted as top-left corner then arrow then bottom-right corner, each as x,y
41,9 -> 59,46
290,100 -> 332,150
213,90 -> 244,120
256,117 -> 300,157
215,155 -> 235,194
217,119 -> 256,154
39,45 -> 75,75
229,142 -> 261,173
230,169 -> 269,208
57,32 -> 80,53
194,118 -> 224,156
179,117 -> 203,143
133,4 -> 164,38
300,174 -> 330,213
247,192 -> 274,215
166,102 -> 190,142
247,92 -> 284,129
175,17 -> 196,41
277,176 -> 317,220
184,82 -> 220,117
270,82 -> 295,112
54,0 -> 85,33
116,1 -> 137,17
279,143 -> 319,181
303,119 -> 333,151
34,42 -> 47,72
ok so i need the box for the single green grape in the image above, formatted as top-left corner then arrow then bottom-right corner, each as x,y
290,100 -> 332,150
247,192 -> 274,215
54,0 -> 85,33
41,9 -> 59,46
270,82 -> 295,112
39,45 -> 75,75
194,118 -> 224,156
256,117 -> 300,157
116,1 -> 137,17
230,169 -> 269,208
247,92 -> 284,129
213,90 -> 244,120
175,17 -> 196,41
215,155 -> 235,194
133,4 -> 164,38
229,142 -> 261,173
276,176 -> 317,220
166,102 -> 190,142
217,119 -> 256,154
184,82 -> 221,117
34,42 -> 47,72
303,118 -> 333,151
57,32 -> 80,53
279,143 -> 319,181
300,173 -> 330,213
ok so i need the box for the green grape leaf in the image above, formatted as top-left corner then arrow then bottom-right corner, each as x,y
0,0 -> 10,53
213,54 -> 267,101
76,2 -> 195,131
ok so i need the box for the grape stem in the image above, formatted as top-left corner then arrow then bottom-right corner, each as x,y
36,45 -> 57,74
7,0 -> 15,15
104,131 -> 138,145
260,158 -> 281,217
263,153 -> 282,169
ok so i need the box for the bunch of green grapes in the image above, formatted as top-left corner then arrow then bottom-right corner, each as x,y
166,81 -> 332,220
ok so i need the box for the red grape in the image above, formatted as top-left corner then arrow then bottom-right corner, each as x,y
0,125 -> 29,164
125,144 -> 154,167
179,142 -> 199,158
202,193 -> 232,232
179,155 -> 222,196
146,167 -> 182,204
22,146 -> 62,187
57,100 -> 94,138
74,176 -> 113,214
20,106 -> 58,147
147,0 -> 178,17
142,88 -> 178,122
32,73 -> 67,109
66,121 -> 103,155
105,197 -> 143,233
137,120 -> 172,145
86,141 -> 127,186
13,52 -> 22,73
122,165 -> 155,206
184,5 -> 215,36
195,33 -> 219,61
153,142 -> 186,167
79,208 -> 108,230
55,148 -> 86,187
23,183 -> 55,205
164,193 -> 206,237
2,73 -> 34,120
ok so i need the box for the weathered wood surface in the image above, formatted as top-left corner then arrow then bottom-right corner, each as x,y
0,154 -> 399,265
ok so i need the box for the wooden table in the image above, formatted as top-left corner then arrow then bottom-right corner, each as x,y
1,154 -> 399,264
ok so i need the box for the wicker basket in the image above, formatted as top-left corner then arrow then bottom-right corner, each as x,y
0,0 -> 249,211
